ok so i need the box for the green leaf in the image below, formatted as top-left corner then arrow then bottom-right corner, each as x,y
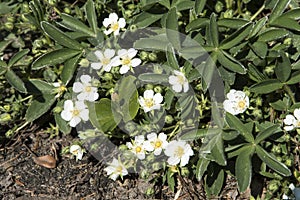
270,98 -> 290,111
138,73 -> 169,83
7,49 -> 30,68
217,50 -> 246,74
225,113 -> 254,143
61,53 -> 82,85
249,16 -> 268,38
32,48 -> 81,70
208,134 -> 227,166
255,125 -> 281,144
208,13 -> 219,47
26,79 -> 55,94
205,166 -> 224,196
249,41 -> 268,58
166,8 -> 181,49
58,13 -> 95,37
280,8 -> 300,20
134,34 -> 169,51
269,0 -> 291,23
41,22 -> 82,50
256,145 -> 291,176
236,145 -> 254,192
25,94 -> 56,122
250,79 -> 283,94
0,66 -> 7,76
248,63 -> 267,82
173,0 -> 194,11
87,99 -> 121,132
218,66 -> 236,86
185,18 -> 209,32
220,22 -> 253,50
196,157 -> 210,181
5,69 -> 27,93
275,52 -> 291,82
287,70 -> 300,84
85,0 -> 97,33
166,43 -> 180,70
0,40 -> 12,53
133,12 -> 163,28
218,18 -> 249,29
164,89 -> 174,110
167,169 -> 175,192
180,128 -> 220,140
258,28 -> 289,42
54,101 -> 71,134
195,0 -> 207,15
271,17 -> 300,31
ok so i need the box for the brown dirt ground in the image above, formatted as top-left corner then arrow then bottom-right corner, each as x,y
0,125 -> 254,200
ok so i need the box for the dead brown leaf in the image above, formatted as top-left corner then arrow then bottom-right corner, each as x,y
32,155 -> 56,169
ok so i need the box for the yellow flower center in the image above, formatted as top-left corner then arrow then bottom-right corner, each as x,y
85,86 -> 92,92
154,140 -> 162,148
144,98 -> 154,108
177,75 -> 185,85
135,146 -> 142,153
122,57 -> 131,65
297,121 -> 300,127
102,58 -> 110,65
174,146 -> 184,158
237,100 -> 246,109
72,109 -> 80,116
111,22 -> 119,31
116,165 -> 123,173
59,85 -> 67,92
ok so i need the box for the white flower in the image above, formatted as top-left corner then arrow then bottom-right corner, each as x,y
73,75 -> 99,102
164,140 -> 194,167
223,89 -> 249,115
284,108 -> 300,131
61,100 -> 89,127
143,132 -> 168,156
138,90 -> 163,113
104,158 -> 128,181
126,135 -> 146,160
112,48 -> 141,74
168,70 -> 189,93
91,49 -> 117,72
103,13 -> 126,36
69,144 -> 84,160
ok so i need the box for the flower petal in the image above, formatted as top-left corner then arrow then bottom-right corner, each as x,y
104,49 -> 115,58
70,116 -> 81,127
94,50 -> 104,60
144,90 -> 154,99
61,110 -> 72,121
120,65 -> 129,74
294,108 -> 300,120
80,109 -> 89,121
109,13 -> 119,22
118,18 -> 126,28
91,62 -> 102,70
131,58 -> 141,67
127,48 -> 138,58
80,75 -> 91,83
167,156 -> 180,166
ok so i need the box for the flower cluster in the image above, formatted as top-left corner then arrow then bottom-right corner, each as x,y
91,48 -> 141,74
104,132 -> 194,180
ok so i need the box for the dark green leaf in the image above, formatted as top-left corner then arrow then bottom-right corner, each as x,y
218,18 -> 249,29
217,50 -> 246,74
220,22 -> 253,50
218,66 -> 236,85
180,128 -> 220,140
8,49 -> 30,68
255,125 -> 281,144
133,12 -> 163,28
166,8 -> 180,49
280,8 -> 300,20
25,94 -> 56,122
5,69 -> 27,93
196,157 -> 210,181
275,52 -> 291,82
58,13 -> 95,37
250,79 -> 283,94
208,13 -> 219,47
134,34 -> 169,51
236,145 -> 254,192
138,73 -> 169,83
258,28 -> 289,42
209,134 -> 227,166
269,0 -> 291,23
249,16 -> 268,38
287,70 -> 300,84
0,40 -> 12,52
26,79 -> 55,94
85,0 -> 97,33
166,43 -> 180,70
185,18 -> 209,32
249,41 -> 268,58
61,53 -> 82,85
225,113 -> 254,142
205,167 -> 224,196
248,63 -> 267,82
32,48 -> 81,70
256,145 -> 291,176
164,89 -> 174,110
87,99 -> 122,132
195,0 -> 206,15
41,22 -> 82,50
173,0 -> 194,11
270,98 -> 290,111
167,169 -> 175,192
0,66 -> 7,76
271,17 -> 300,31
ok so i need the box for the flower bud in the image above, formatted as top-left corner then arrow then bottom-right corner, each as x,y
5,130 -> 14,138
145,187 -> 155,196
0,113 -> 11,124
285,159 -> 292,167
181,167 -> 190,176
224,10 -> 233,18
145,84 -> 154,90
215,1 -> 224,13
53,106 -> 62,113
64,7 -> 71,14
5,22 -> 14,30
102,73 -> 113,81
140,169 -> 150,179
7,16 -> 15,23
3,105 -> 10,112
129,24 -> 137,32
267,181 -> 279,192
139,51 -> 148,61
128,4 -> 135,10
165,115 -> 174,124
154,86 -> 163,94
148,53 -> 158,61
79,58 -> 90,67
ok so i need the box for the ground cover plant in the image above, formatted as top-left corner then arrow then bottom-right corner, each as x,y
1,0 -> 300,199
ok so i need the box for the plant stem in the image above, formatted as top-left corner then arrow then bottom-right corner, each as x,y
15,121 -> 29,133
284,84 -> 296,104
250,4 -> 265,21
